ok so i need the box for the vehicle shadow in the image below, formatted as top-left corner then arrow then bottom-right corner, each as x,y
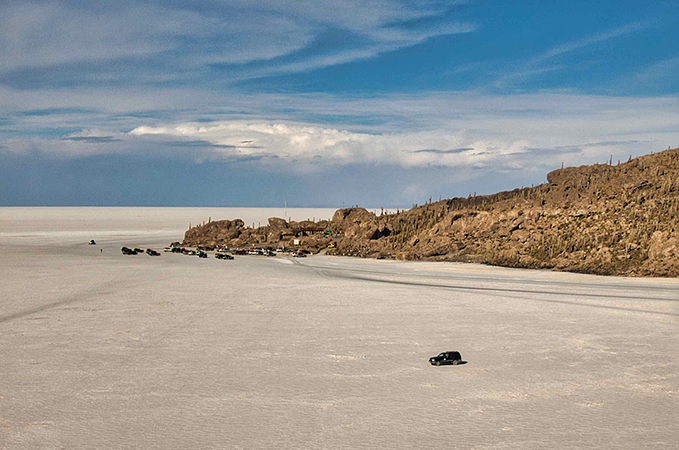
437,360 -> 468,366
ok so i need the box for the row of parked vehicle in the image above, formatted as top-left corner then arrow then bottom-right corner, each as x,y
228,247 -> 311,257
160,246 -> 235,260
231,248 -> 276,256
120,244 -> 311,260
121,246 -> 160,256
161,246 -> 211,258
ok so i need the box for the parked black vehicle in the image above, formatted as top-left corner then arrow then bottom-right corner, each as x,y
146,248 -> 160,256
89,239 -> 96,245
215,253 -> 234,260
121,246 -> 137,255
429,351 -> 462,366
197,251 -> 208,258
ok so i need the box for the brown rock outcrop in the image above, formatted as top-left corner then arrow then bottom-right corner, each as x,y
183,216 -> 334,252
183,219 -> 245,248
182,147 -> 679,276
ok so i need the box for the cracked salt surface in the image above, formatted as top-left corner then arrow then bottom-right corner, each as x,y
1,208 -> 678,449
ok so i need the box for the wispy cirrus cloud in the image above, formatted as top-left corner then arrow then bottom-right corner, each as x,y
622,56 -> 679,94
0,0 -> 475,88
226,21 -> 477,81
492,21 -> 650,90
533,21 -> 649,62
1,2 -> 212,70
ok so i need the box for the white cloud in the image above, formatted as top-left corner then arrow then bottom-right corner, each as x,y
4,90 -> 678,177
0,0 -> 474,80
535,22 -> 648,62
0,2 -> 208,70
128,121 -> 524,169
625,56 -> 679,93
3,136 -> 114,158
491,21 -> 650,90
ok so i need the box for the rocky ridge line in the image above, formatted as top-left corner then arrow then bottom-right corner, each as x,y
183,147 -> 679,277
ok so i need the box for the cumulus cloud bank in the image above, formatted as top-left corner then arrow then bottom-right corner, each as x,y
128,121 -> 530,170
4,91 -> 677,176
116,91 -> 679,173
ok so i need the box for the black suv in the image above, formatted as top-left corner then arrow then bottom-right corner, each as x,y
429,351 -> 462,366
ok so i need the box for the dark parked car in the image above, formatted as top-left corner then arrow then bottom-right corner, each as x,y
197,251 -> 208,258
121,246 -> 137,255
215,253 -> 234,260
429,351 -> 462,366
89,239 -> 96,245
146,248 -> 160,256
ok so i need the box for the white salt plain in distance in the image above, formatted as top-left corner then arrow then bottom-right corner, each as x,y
0,206 -> 339,247
1,207 -> 677,449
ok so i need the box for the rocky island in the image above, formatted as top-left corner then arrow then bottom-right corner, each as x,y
183,147 -> 679,277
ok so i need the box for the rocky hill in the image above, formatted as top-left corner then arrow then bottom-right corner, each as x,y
183,147 -> 679,277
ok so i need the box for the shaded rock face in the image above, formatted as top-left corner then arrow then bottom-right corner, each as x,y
183,148 -> 679,277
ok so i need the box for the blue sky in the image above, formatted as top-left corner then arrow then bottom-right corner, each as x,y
1,0 -> 678,207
